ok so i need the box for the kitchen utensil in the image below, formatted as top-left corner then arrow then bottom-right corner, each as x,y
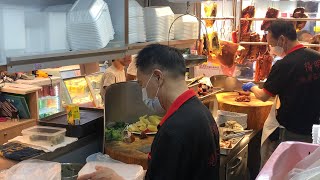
183,54 -> 207,68
210,75 -> 243,91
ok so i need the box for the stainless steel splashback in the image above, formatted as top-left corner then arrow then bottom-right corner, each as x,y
104,81 -> 154,124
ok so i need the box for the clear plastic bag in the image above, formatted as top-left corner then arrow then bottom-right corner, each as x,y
0,160 -> 61,180
79,161 -> 145,180
288,146 -> 320,180
86,152 -> 122,163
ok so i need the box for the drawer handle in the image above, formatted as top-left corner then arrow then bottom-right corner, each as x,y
4,133 -> 8,136
230,157 -> 243,170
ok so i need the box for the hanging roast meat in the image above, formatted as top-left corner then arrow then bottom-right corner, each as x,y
248,33 -> 261,60
216,40 -> 240,68
236,32 -> 261,64
261,8 -> 279,31
292,7 -> 308,31
203,3 -> 217,28
259,34 -> 268,55
241,6 -> 255,34
202,32 -> 221,56
254,53 -> 273,82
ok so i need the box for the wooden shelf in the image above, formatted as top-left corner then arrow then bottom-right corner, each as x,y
6,46 -> 127,73
201,16 -> 235,20
127,39 -> 197,55
1,83 -> 41,95
239,42 -> 268,46
0,119 -> 36,131
240,17 -> 320,21
5,39 -> 197,72
15,76 -> 61,87
239,42 -> 320,48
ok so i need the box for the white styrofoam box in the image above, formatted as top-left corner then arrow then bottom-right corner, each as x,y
144,6 -> 174,41
67,0 -> 111,50
25,11 -> 46,54
174,14 -> 198,40
104,4 -> 114,40
312,125 -> 320,144
68,0 -> 106,24
43,4 -> 72,51
128,0 -> 144,17
0,6 -> 26,51
216,110 -> 248,129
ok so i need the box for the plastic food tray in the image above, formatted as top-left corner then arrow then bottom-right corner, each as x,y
22,126 -> 66,145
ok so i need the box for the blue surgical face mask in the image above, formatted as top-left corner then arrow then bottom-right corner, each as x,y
142,73 -> 166,114
269,39 -> 285,58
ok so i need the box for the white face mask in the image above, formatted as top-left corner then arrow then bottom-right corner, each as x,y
269,40 -> 285,58
141,73 -> 166,114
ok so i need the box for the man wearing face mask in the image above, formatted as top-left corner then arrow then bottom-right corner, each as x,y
242,20 -> 320,166
78,44 -> 220,180
139,44 -> 220,179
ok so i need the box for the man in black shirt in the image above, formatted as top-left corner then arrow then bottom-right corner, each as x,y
137,44 -> 220,179
243,20 -> 320,165
78,44 -> 220,180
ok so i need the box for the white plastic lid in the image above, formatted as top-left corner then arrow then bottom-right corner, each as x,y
22,126 -> 66,137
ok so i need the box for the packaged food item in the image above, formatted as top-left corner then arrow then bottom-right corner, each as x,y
22,126 -> 66,145
66,104 -> 80,125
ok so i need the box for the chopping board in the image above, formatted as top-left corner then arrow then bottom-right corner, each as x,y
105,136 -> 154,170
216,92 -> 273,130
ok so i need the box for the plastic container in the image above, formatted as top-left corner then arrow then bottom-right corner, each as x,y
43,4 -> 72,52
22,126 -> 66,145
67,0 -> 113,50
0,6 -> 26,64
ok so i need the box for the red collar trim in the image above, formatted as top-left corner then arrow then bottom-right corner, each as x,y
159,89 -> 196,126
287,44 -> 304,55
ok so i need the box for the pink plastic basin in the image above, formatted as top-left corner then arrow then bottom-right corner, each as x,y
256,141 -> 320,180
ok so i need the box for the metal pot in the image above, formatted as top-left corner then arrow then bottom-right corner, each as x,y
210,75 -> 243,91
61,163 -> 84,180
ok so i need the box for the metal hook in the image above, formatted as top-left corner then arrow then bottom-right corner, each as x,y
220,20 -> 226,40
186,1 -> 191,14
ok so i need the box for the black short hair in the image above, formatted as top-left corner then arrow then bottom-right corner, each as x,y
136,44 -> 186,77
268,20 -> 297,41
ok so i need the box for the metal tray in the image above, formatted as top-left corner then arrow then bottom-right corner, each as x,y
220,135 -> 244,155
184,54 -> 207,68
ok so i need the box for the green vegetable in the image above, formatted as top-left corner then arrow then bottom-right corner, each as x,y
105,122 -> 127,142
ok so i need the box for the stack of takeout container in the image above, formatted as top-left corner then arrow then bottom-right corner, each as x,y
128,0 -> 146,44
174,14 -> 198,40
67,0 -> 114,50
144,6 -> 174,42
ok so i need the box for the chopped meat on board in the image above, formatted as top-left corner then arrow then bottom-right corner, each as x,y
235,95 -> 251,102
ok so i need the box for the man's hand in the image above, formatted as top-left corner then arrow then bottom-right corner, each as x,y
77,166 -> 124,180
242,82 -> 256,91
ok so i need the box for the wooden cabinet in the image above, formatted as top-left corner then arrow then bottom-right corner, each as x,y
0,119 -> 36,145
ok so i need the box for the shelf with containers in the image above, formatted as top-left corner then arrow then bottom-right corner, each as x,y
235,0 -> 320,82
0,0 -> 127,72
14,77 -> 63,119
0,0 -> 201,73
